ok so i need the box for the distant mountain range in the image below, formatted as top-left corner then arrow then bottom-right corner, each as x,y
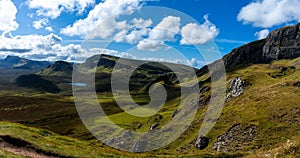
0,55 -> 51,70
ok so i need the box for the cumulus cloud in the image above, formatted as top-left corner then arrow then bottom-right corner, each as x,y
180,15 -> 219,45
137,16 -> 181,51
255,29 -> 270,39
0,32 -> 140,63
27,0 -> 95,19
114,18 -> 152,44
141,57 -> 205,68
238,0 -> 300,28
45,26 -> 54,32
33,18 -> 53,32
0,0 -> 19,31
0,32 -> 204,67
60,0 -> 141,39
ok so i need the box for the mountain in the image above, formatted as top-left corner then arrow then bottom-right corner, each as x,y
82,54 -> 195,93
0,55 -> 51,70
16,54 -> 195,94
15,61 -> 74,93
38,60 -> 73,78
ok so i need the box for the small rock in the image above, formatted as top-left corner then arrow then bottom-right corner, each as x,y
195,136 -> 209,150
293,81 -> 300,87
171,109 -> 180,118
149,123 -> 159,131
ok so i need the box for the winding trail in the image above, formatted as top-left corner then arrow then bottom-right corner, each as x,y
0,140 -> 56,158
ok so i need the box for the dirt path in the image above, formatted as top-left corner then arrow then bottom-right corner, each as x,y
0,138 -> 56,158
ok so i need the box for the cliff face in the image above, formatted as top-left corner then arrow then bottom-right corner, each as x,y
263,23 -> 300,62
199,23 -> 300,74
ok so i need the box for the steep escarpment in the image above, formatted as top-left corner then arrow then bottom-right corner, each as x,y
263,23 -> 300,61
198,23 -> 300,74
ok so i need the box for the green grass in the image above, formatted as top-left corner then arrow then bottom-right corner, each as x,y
1,57 -> 300,157
0,122 -> 141,157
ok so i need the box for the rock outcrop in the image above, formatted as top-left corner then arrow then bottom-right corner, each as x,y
263,23 -> 300,62
225,77 -> 249,102
197,23 -> 300,74
213,124 -> 257,152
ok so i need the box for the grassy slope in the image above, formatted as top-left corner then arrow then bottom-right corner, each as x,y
1,57 -> 300,157
89,57 -> 300,156
0,122 -> 144,157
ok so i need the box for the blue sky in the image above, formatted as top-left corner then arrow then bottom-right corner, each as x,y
0,0 -> 300,68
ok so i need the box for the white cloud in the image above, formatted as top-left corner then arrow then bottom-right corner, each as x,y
27,0 -> 95,19
114,18 -> 152,44
60,0 -> 141,39
180,15 -> 219,45
33,19 -> 53,32
137,16 -> 181,51
255,29 -> 270,39
141,57 -> 205,68
238,0 -> 300,28
0,32 -> 203,67
0,0 -> 19,31
45,26 -> 54,32
0,32 -> 137,62
33,18 -> 48,29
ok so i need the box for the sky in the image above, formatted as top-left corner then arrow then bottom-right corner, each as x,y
0,0 -> 300,68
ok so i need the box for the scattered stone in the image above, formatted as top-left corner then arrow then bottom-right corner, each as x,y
195,136 -> 209,150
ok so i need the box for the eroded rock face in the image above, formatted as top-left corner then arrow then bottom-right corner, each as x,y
195,136 -> 209,150
197,23 -> 300,75
225,77 -> 249,102
213,124 -> 257,152
263,23 -> 300,62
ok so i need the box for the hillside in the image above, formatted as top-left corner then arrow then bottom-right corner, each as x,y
38,61 -> 73,78
1,23 -> 300,157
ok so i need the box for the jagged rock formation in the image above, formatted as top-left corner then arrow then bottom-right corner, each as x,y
225,77 -> 250,102
197,23 -> 300,74
263,23 -> 300,62
212,124 -> 257,152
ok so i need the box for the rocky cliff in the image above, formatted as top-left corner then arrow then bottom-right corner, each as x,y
198,23 -> 300,74
263,23 -> 300,62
